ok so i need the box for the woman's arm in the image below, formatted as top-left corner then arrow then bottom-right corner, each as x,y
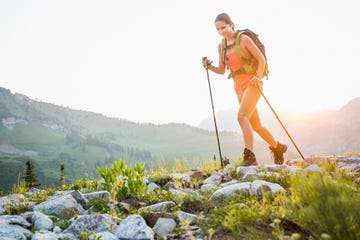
203,44 -> 226,75
241,34 -> 266,78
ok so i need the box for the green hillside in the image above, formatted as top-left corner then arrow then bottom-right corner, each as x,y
0,87 -> 255,192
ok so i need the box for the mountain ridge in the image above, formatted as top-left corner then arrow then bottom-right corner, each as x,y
0,87 -> 249,191
198,97 -> 360,156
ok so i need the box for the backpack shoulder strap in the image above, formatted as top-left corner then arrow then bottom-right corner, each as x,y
221,30 -> 243,64
233,30 -> 244,60
220,38 -> 227,64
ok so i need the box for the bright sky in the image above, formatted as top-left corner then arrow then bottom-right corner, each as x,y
1,0 -> 359,126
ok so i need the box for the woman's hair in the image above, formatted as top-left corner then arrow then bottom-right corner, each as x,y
214,13 -> 234,25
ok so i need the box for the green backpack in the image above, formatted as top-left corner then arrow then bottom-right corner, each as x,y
221,29 -> 269,79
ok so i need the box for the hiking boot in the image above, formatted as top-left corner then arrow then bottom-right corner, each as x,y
243,148 -> 258,166
269,141 -> 288,165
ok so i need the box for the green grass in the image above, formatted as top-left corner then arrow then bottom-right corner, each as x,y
277,164 -> 360,240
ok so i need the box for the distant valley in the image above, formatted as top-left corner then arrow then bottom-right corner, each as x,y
0,87 -> 246,191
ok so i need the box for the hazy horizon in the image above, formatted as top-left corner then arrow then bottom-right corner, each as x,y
2,86 -> 358,129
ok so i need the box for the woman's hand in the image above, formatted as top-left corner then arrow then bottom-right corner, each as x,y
250,75 -> 263,87
202,57 -> 212,69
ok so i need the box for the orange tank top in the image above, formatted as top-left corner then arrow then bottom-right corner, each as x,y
225,51 -> 254,92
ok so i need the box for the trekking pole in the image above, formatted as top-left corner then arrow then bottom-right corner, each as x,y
203,57 -> 224,167
257,86 -> 305,160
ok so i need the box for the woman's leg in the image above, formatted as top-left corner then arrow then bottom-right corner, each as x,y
237,84 -> 261,152
249,109 -> 277,148
250,110 -> 287,164
238,84 -> 287,165
248,96 -> 288,164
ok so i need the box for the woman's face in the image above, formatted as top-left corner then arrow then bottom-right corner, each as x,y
215,20 -> 234,38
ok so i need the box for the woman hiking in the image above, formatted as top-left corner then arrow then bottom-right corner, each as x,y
202,13 -> 287,166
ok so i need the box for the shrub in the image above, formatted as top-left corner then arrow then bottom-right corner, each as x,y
30,188 -> 56,203
177,192 -> 205,213
4,201 -> 31,215
71,178 -> 99,192
97,159 -> 148,201
142,189 -> 174,205
11,174 -> 28,194
278,168 -> 360,240
88,199 -> 110,214
147,174 -> 172,187
199,194 -> 273,239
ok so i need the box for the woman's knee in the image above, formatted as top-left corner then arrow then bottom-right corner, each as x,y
237,114 -> 249,126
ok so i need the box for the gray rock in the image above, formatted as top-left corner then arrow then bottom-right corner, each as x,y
180,188 -> 197,194
0,215 -> 31,227
236,166 -> 257,175
0,194 -> 26,209
263,164 -> 286,172
172,173 -> 191,183
89,231 -> 118,240
304,164 -> 322,172
220,180 -> 238,187
32,230 -> 57,240
211,182 -> 251,200
0,224 -> 32,240
53,226 -> 62,234
83,191 -> 111,201
284,165 -> 301,174
176,211 -> 197,225
355,177 -> 360,184
114,214 -> 154,240
163,182 -> 177,190
199,183 -> 218,192
32,211 -> 53,231
63,213 -> 119,238
20,211 -> 33,221
336,156 -> 360,164
140,201 -> 176,213
340,163 -> 360,173
143,177 -> 150,185
0,197 -> 6,208
203,171 -> 222,185
236,166 -> 258,180
258,171 -> 281,179
47,191 -> 69,200
250,180 -> 285,197
25,187 -> 41,197
169,189 -> 188,197
57,232 -> 77,240
286,159 -> 302,165
147,182 -> 160,192
70,190 -> 90,209
33,194 -> 84,219
153,217 -> 177,238
222,163 -> 235,174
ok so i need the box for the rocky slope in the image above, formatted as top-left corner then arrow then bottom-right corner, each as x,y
1,155 -> 359,239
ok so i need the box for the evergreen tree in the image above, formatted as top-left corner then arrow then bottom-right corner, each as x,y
60,164 -> 65,186
23,160 -> 40,188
